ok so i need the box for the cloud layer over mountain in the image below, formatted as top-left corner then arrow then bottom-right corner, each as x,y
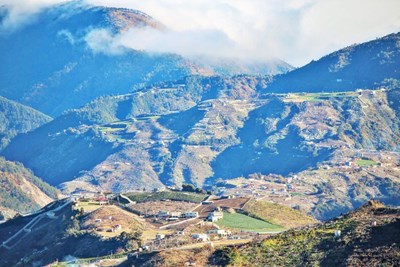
1,0 -> 400,66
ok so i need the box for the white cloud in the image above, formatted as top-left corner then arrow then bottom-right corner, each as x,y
118,27 -> 239,59
85,28 -> 126,55
0,0 -> 67,31
1,0 -> 400,66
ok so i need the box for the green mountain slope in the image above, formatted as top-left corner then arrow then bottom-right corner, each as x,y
0,96 -> 51,150
0,2 -> 199,116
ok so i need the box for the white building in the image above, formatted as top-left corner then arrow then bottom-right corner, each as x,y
206,229 -> 231,236
192,233 -> 209,242
208,211 -> 224,222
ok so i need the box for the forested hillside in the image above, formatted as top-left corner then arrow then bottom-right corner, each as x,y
0,96 -> 51,150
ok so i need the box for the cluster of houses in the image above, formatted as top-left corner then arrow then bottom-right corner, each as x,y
93,216 -> 122,233
158,211 -> 199,221
155,229 -> 232,243
191,229 -> 234,242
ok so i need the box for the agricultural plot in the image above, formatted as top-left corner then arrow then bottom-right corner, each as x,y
284,92 -> 358,103
216,212 -> 284,233
356,159 -> 378,167
128,201 -> 198,216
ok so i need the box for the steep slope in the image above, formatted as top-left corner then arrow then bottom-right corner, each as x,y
268,32 -> 400,93
0,157 -> 59,219
2,75 -> 270,190
0,96 -> 51,150
3,75 -> 399,201
0,201 -> 141,266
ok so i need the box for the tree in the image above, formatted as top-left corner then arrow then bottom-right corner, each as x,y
182,183 -> 196,192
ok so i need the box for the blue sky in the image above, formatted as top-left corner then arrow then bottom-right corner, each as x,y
1,0 -> 400,66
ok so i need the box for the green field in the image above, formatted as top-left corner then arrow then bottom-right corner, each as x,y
284,92 -> 358,103
356,159 -> 378,167
216,212 -> 284,233
126,191 -> 208,203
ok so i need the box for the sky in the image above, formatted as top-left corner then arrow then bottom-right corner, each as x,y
1,0 -> 399,66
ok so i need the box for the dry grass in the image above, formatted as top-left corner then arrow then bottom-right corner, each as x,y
81,205 -> 146,238
75,201 -> 103,213
142,229 -> 173,241
128,201 -> 198,216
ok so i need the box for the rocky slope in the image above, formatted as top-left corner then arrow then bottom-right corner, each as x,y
0,157 -> 59,219
3,80 -> 398,196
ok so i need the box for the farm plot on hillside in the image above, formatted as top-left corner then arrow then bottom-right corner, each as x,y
216,212 -> 283,233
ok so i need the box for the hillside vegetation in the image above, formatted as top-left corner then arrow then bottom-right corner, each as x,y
214,201 -> 400,267
133,201 -> 400,267
0,96 -> 51,150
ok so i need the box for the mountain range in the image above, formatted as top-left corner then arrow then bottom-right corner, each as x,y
0,1 -> 292,116
0,2 -> 399,220
0,2 -> 399,266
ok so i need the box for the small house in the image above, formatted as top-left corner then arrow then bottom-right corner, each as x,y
206,229 -> 231,237
184,212 -> 199,218
208,211 -> 223,222
158,211 -> 170,218
156,233 -> 166,240
170,211 -> 182,218
113,224 -> 122,231
192,233 -> 209,242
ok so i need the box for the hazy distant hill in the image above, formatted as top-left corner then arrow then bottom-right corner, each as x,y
0,2 -> 199,116
0,96 -> 51,150
0,2 -> 292,116
268,33 -> 400,93
0,157 -> 59,219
